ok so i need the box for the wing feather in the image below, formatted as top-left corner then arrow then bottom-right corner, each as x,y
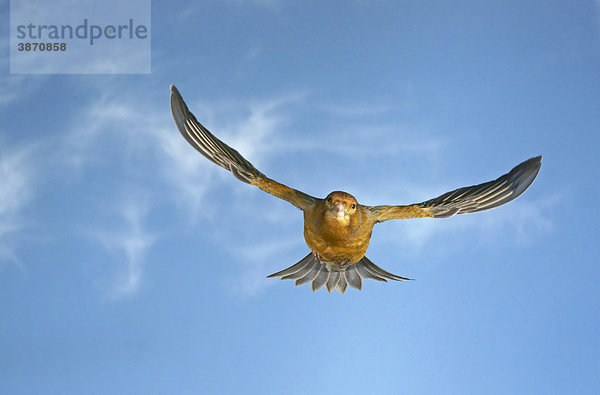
368,156 -> 541,221
170,85 -> 317,211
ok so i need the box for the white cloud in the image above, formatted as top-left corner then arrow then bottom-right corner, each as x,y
92,198 -> 157,298
283,123 -> 447,159
0,143 -> 35,265
2,77 -> 555,297
59,84 -> 303,296
63,87 -> 301,216
460,194 -> 557,245
372,193 -> 558,259
223,236 -> 303,296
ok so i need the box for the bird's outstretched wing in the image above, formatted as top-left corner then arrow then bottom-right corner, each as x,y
170,85 -> 318,211
368,156 -> 542,222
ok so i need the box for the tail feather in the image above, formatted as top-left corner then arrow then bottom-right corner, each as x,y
267,253 -> 313,278
336,274 -> 348,294
267,253 -> 412,293
354,261 -> 387,282
325,271 -> 341,293
359,256 -> 414,281
344,266 -> 363,290
293,261 -> 319,286
279,258 -> 314,280
311,270 -> 330,292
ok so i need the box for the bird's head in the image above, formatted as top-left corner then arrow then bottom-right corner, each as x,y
324,191 -> 359,223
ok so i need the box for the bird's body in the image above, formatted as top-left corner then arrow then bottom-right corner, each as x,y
170,84 -> 542,293
304,192 -> 372,264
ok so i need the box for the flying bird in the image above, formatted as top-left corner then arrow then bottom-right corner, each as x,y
170,85 -> 542,294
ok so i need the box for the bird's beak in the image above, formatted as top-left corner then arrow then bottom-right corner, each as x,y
333,202 -> 346,219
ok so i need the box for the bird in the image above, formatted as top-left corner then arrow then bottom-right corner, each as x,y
170,84 -> 542,294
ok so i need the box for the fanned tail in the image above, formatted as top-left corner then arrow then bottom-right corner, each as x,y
267,253 -> 412,293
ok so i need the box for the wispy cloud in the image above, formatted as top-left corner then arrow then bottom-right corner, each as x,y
223,236 -> 303,296
58,96 -> 166,297
0,142 -> 35,266
282,123 -> 447,159
372,194 -> 558,260
1,77 -> 556,298
58,84 -> 303,296
460,194 -> 557,245
214,93 -> 305,163
91,198 -> 157,298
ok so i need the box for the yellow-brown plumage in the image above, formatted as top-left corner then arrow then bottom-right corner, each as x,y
303,192 -> 372,264
170,84 -> 542,293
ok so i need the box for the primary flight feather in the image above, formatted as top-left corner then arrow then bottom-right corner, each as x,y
170,84 -> 542,293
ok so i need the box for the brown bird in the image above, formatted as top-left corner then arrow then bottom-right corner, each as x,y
170,85 -> 542,293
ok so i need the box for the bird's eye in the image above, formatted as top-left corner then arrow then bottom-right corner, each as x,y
351,203 -> 356,209
327,197 -> 332,203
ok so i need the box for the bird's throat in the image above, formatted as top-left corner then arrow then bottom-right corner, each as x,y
333,211 -> 349,224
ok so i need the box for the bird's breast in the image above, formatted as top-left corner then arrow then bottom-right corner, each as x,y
303,207 -> 373,264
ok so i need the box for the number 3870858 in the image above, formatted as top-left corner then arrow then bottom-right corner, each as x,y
17,42 -> 67,51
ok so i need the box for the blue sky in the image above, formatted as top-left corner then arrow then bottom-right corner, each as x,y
1,0 -> 599,393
